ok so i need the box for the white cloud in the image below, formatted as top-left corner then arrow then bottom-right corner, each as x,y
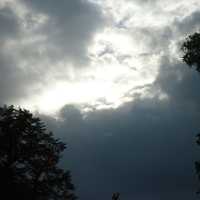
1,0 -> 200,114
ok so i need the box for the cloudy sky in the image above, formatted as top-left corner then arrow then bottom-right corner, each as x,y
1,0 -> 200,199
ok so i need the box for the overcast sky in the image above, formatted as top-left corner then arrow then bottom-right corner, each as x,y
1,0 -> 200,199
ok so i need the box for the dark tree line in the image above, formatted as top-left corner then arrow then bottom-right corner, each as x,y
0,105 -> 76,200
0,105 -> 121,200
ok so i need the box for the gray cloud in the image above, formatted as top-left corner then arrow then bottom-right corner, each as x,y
174,10 -> 200,35
0,6 -> 36,104
1,1 -> 200,199
155,56 -> 200,109
39,57 -> 200,199
22,0 -> 105,65
0,6 -> 20,41
0,0 -> 105,104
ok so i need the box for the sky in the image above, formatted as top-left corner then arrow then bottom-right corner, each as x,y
1,0 -> 200,199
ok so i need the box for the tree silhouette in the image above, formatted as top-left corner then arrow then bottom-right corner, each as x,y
181,32 -> 200,72
181,32 -> 200,194
112,192 -> 120,200
0,105 -> 76,200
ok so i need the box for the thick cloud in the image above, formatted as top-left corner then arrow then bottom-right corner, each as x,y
155,57 -> 200,108
1,0 -> 200,199
0,5 -> 33,103
174,10 -> 200,35
39,57 -> 200,200
21,0 -> 105,65
1,0 -> 200,107
0,6 -> 20,40
0,0 -> 105,104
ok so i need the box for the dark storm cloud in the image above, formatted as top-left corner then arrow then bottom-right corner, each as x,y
39,57 -> 200,200
37,6 -> 200,197
155,56 -> 200,108
1,0 -> 200,199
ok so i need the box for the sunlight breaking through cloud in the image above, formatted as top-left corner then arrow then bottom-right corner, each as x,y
1,0 -> 200,114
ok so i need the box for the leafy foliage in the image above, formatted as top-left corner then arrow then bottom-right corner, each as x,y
181,32 -> 200,72
0,105 -> 76,200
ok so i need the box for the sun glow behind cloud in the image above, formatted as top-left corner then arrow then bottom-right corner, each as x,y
22,21 -> 161,114
4,0 -> 200,115
17,0 -> 166,114
22,57 -> 159,114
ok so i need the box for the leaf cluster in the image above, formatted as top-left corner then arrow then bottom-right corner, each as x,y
0,105 -> 76,200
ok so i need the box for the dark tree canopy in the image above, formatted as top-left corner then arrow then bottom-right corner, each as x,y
0,105 -> 76,200
181,32 -> 200,72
